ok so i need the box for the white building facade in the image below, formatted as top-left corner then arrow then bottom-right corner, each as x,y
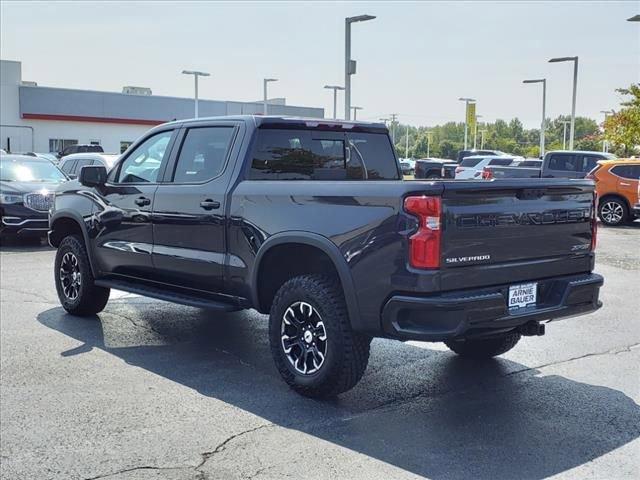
1,60 -> 324,154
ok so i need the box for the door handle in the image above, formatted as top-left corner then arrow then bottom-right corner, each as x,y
620,182 -> 631,186
134,196 -> 151,207
200,199 -> 220,210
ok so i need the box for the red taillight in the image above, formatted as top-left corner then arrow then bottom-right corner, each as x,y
404,195 -> 441,269
591,193 -> 598,251
482,167 -> 493,180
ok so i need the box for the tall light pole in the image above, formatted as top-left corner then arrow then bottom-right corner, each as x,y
389,113 -> 398,144
479,129 -> 487,149
324,85 -> 345,119
458,97 -> 476,150
426,131 -> 433,158
263,78 -> 278,115
523,78 -> 547,156
560,120 -> 571,150
549,56 -> 578,150
182,70 -> 210,118
345,14 -> 376,120
473,114 -> 483,149
627,14 -> 640,21
351,106 -> 363,120
600,109 -> 614,153
405,124 -> 410,159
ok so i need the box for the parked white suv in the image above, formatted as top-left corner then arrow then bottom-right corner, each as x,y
455,155 -> 521,179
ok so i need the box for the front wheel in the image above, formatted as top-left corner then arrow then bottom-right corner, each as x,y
445,332 -> 521,359
54,235 -> 110,315
269,274 -> 371,398
598,198 -> 629,226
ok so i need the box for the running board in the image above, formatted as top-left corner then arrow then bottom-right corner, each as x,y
95,279 -> 241,312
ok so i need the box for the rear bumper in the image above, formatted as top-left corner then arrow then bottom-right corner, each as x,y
381,273 -> 603,341
633,204 -> 640,218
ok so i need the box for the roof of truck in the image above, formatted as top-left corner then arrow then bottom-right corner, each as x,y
163,115 -> 388,132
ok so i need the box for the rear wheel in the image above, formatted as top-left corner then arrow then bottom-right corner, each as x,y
269,274 -> 371,398
445,332 -> 521,359
598,198 -> 628,226
54,235 -> 110,315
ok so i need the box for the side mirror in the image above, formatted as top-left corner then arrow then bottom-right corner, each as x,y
79,165 -> 107,187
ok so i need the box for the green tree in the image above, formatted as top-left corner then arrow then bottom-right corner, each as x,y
604,83 -> 640,155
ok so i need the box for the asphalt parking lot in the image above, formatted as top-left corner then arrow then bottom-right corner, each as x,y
1,223 -> 639,480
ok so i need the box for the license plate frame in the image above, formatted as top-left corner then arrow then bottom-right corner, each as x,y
508,282 -> 537,310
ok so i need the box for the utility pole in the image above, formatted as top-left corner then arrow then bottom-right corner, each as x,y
390,113 -> 398,144
479,129 -> 487,149
600,109 -> 614,153
560,120 -> 571,149
473,115 -> 482,149
426,131 -> 433,158
405,124 -> 410,159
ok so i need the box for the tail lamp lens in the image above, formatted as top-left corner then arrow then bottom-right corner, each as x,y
404,195 -> 441,269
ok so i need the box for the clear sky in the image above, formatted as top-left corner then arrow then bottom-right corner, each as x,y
1,1 -> 638,127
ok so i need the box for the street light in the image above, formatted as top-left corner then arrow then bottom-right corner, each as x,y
473,114 -> 483,149
549,56 -> 578,150
560,120 -> 571,150
458,97 -> 476,150
182,70 -> 210,118
600,109 -> 615,153
345,14 -> 376,120
351,106 -> 363,120
627,14 -> 640,21
523,78 -> 547,156
263,78 -> 278,115
324,85 -> 345,119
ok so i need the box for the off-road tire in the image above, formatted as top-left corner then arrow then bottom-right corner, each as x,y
54,235 -> 110,315
445,332 -> 521,359
269,274 -> 371,398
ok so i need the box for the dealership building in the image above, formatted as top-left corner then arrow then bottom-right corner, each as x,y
0,59 -> 324,155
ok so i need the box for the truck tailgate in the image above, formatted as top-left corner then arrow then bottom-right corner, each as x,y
439,180 -> 595,289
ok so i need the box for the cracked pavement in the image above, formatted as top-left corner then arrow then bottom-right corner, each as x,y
1,223 -> 639,480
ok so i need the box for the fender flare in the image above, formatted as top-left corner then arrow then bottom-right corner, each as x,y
49,210 -> 99,277
250,232 -> 362,331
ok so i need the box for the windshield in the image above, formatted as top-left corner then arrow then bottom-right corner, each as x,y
0,159 -> 67,182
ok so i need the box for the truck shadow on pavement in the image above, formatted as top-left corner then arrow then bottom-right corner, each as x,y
37,303 -> 640,480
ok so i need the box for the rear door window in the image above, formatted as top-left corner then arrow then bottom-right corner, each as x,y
74,158 -> 94,175
60,159 -> 77,174
172,126 -> 236,183
547,154 -> 577,171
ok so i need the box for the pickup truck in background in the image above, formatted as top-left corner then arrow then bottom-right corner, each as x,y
414,158 -> 457,179
483,150 -> 616,180
48,116 -> 603,398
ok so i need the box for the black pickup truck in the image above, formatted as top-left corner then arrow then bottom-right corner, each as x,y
48,116 -> 603,397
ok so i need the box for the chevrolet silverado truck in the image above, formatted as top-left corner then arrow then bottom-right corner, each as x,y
483,150 -> 615,180
48,116 -> 603,398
